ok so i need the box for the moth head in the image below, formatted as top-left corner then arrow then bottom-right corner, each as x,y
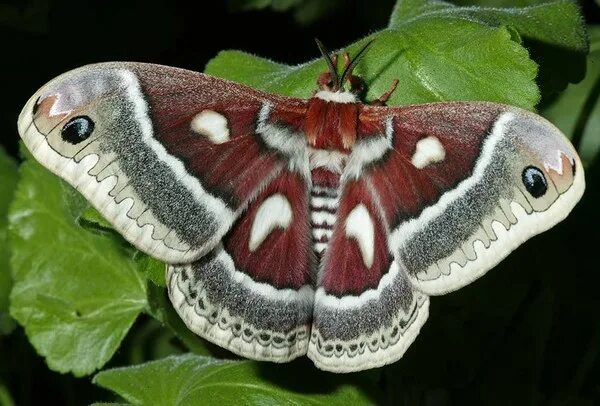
23,65 -> 124,158
506,110 -> 581,211
317,71 -> 338,92
314,38 -> 372,94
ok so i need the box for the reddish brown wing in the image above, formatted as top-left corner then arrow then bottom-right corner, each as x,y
168,170 -> 315,363
319,179 -> 391,296
318,102 -> 503,292
309,101 -> 582,372
21,62 -> 308,263
358,102 -> 580,297
356,102 -> 503,228
224,171 -> 313,290
19,62 -> 318,363
308,173 -> 429,372
309,103 -> 501,371
130,65 -> 317,362
135,64 -> 308,209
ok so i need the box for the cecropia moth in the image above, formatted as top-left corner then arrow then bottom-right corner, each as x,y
16,41 -> 584,373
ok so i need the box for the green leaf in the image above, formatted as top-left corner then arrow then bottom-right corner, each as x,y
8,153 -> 148,376
452,0 -> 561,6
207,18 -> 539,109
389,0 -> 588,95
389,0 -> 585,49
228,0 -> 302,12
211,1 -> 587,103
77,197 -> 166,288
289,0 -> 340,24
0,380 -> 15,406
146,284 -> 212,356
0,147 -> 18,335
79,206 -> 116,233
94,354 -> 376,405
542,26 -> 600,166
136,255 -> 166,288
126,317 -> 190,365
92,403 -> 130,406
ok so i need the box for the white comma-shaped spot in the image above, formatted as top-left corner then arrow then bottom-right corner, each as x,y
249,194 -> 293,252
345,204 -> 375,268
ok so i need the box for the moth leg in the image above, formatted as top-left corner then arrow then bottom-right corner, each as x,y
370,79 -> 399,106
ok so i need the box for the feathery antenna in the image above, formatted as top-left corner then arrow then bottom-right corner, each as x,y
339,39 -> 374,87
315,38 -> 339,87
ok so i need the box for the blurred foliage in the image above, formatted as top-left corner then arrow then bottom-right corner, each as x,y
0,0 -> 48,33
542,26 -> 600,167
0,0 -> 599,405
0,147 -> 17,335
227,0 -> 343,25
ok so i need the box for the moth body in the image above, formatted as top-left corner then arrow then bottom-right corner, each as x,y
304,91 -> 361,255
17,46 -> 584,372
305,93 -> 359,150
309,168 -> 341,256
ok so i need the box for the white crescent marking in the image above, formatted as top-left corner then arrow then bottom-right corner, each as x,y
345,204 -> 375,268
249,194 -> 293,251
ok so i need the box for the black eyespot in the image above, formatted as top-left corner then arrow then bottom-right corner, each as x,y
522,166 -> 548,198
61,116 -> 94,144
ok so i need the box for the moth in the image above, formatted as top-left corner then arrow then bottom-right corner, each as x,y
17,41 -> 584,373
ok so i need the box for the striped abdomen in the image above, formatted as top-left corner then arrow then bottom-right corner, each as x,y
310,168 -> 341,256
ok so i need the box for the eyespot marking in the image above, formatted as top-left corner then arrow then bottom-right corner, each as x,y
61,116 -> 95,144
522,166 -> 548,198
411,136 -> 445,169
191,110 -> 230,144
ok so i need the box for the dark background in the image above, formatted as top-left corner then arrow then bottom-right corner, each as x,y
0,0 -> 397,159
1,0 -> 599,404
